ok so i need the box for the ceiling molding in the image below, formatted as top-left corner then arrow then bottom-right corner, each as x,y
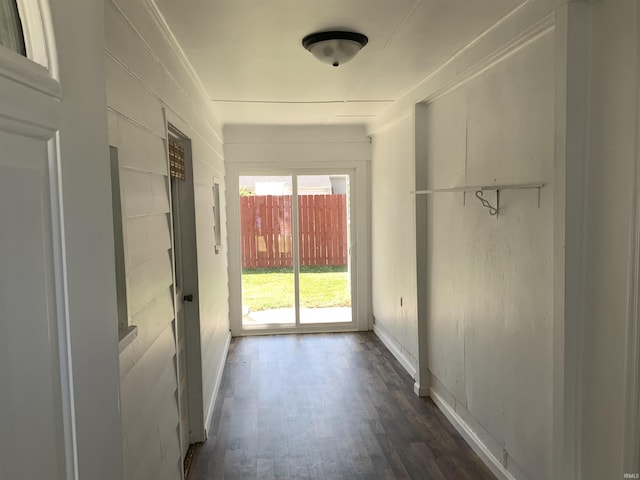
142,0 -> 224,142
211,99 -> 394,104
424,13 -> 555,105
368,0 -> 557,135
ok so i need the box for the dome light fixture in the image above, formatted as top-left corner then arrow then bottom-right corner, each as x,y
302,31 -> 368,67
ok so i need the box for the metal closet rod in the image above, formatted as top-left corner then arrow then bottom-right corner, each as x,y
411,183 -> 545,195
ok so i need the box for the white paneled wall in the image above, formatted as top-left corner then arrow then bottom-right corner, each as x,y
425,30 -> 554,480
192,154 -> 230,431
104,1 -> 229,479
370,115 -> 419,375
370,23 -> 555,480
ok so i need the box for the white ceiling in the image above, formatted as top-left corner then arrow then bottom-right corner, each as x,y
154,0 -> 523,126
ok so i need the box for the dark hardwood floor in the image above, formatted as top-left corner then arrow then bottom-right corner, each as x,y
188,332 -> 496,480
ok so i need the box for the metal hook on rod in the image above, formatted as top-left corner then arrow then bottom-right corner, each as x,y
474,190 -> 499,216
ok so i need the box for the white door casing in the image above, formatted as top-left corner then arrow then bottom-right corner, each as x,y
169,131 -> 192,467
228,163 -> 369,336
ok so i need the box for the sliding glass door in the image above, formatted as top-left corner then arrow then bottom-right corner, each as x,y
240,175 -> 295,327
297,175 -> 351,324
239,173 -> 353,330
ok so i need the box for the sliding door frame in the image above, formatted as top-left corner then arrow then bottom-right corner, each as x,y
227,161 -> 369,336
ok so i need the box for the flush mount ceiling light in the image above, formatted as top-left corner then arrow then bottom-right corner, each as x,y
302,31 -> 368,67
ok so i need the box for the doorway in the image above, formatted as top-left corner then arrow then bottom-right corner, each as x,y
239,173 -> 354,331
167,125 -> 203,474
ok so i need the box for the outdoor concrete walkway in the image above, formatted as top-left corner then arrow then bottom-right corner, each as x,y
243,306 -> 352,325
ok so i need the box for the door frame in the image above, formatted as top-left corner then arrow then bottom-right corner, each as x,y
239,171 -> 355,330
227,162 -> 370,336
165,117 -> 206,454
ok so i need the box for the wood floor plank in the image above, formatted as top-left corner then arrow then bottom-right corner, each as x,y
188,332 -> 495,480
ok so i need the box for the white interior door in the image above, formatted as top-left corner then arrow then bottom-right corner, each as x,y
296,174 -> 352,325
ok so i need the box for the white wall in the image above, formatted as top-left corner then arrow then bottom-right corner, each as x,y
0,0 -> 125,478
370,115 -> 419,376
224,125 -> 371,164
372,28 -> 555,480
425,30 -> 554,480
370,0 -> 640,478
104,1 -> 229,479
224,125 -> 371,335
370,1 -> 558,478
581,1 -> 639,478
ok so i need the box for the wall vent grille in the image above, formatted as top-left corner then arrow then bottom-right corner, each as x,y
169,139 -> 185,180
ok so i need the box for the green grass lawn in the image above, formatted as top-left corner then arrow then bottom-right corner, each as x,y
242,266 -> 350,311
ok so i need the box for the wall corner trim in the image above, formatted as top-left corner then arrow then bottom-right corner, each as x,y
413,382 -> 429,397
623,2 -> 640,471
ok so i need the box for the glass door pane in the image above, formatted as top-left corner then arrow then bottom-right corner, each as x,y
297,175 -> 352,324
240,176 -> 295,327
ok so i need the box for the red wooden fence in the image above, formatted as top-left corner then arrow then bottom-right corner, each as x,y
240,194 -> 347,268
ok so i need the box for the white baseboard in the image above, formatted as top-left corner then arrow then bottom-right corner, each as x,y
373,323 -> 416,379
430,388 -> 517,480
203,330 -> 231,439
